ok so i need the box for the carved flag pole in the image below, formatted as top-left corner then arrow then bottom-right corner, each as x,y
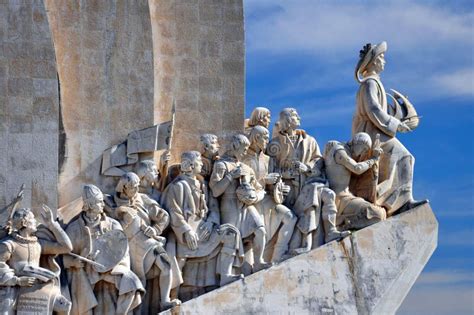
160,100 -> 176,191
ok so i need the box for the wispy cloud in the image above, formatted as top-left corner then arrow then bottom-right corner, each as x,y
399,270 -> 474,315
245,1 -> 474,101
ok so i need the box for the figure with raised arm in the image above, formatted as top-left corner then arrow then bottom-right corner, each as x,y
0,186 -> 73,314
353,41 -> 427,215
324,133 -> 387,230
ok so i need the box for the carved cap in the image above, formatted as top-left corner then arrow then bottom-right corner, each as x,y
355,41 -> 387,82
82,184 -> 104,204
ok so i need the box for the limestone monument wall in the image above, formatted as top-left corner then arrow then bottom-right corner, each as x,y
0,0 -> 245,208
0,0 -> 59,210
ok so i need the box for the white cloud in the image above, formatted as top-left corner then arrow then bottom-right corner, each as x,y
245,1 -> 474,101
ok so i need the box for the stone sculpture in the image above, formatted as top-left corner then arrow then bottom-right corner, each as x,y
245,107 -> 271,134
267,108 -> 349,253
324,133 -> 387,230
353,41 -> 427,215
242,126 -> 297,263
64,185 -> 144,315
210,135 -> 272,272
113,173 -> 181,311
199,134 -> 221,181
136,160 -> 162,202
0,193 -> 73,314
162,151 -> 243,299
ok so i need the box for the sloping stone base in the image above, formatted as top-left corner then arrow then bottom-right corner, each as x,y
162,203 -> 438,315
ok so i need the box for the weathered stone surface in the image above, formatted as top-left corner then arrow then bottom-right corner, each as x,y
162,204 -> 438,315
0,0 -> 59,210
44,0 -> 155,206
149,0 -> 245,160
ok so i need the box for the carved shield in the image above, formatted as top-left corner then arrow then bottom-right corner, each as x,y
92,229 -> 128,273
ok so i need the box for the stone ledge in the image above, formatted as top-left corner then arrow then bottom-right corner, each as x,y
162,203 -> 438,315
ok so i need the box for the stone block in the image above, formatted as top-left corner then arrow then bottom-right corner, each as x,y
8,77 -> 33,97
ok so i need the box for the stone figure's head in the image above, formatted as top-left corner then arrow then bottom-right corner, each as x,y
355,41 -> 387,82
200,134 -> 220,157
82,184 -> 105,219
180,151 -> 203,176
116,172 -> 140,200
10,208 -> 37,234
248,125 -> 270,152
136,160 -> 159,187
248,107 -> 271,129
230,134 -> 250,159
278,108 -> 301,132
350,132 -> 373,160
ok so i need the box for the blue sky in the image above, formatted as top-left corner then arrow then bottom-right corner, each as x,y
244,1 -> 473,314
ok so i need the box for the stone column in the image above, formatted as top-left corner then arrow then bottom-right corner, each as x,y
44,0 -> 155,206
0,0 -> 59,210
149,0 -> 245,159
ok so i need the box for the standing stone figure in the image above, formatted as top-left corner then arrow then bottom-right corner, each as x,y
0,204 -> 73,314
353,41 -> 426,215
324,133 -> 387,230
210,135 -> 272,272
162,151 -> 243,298
64,185 -> 144,315
199,134 -> 220,182
113,173 -> 181,311
242,126 -> 296,263
268,108 -> 349,253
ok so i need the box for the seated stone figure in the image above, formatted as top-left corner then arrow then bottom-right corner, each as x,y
0,202 -> 73,314
242,125 -> 297,263
210,134 -> 272,273
64,184 -> 144,315
162,151 -> 243,299
113,173 -> 181,311
324,133 -> 387,230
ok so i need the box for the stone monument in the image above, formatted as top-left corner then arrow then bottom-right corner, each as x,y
0,1 -> 437,314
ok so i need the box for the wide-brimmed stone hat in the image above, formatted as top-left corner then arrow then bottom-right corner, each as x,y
355,41 -> 387,82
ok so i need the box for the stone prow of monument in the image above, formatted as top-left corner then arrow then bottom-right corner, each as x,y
161,203 -> 438,315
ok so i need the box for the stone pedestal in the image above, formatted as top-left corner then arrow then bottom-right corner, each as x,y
162,203 -> 438,315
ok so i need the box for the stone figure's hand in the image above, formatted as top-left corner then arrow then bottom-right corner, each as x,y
69,258 -> 85,269
41,204 -> 55,227
230,166 -> 244,179
265,173 -> 280,185
295,161 -> 309,173
160,150 -> 171,165
144,226 -> 157,239
17,276 -> 36,287
184,230 -> 199,250
281,184 -> 291,195
372,147 -> 383,159
199,221 -> 214,242
397,122 -> 411,133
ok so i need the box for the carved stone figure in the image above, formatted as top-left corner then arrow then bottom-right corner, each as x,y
267,108 -> 322,207
136,160 -> 162,202
245,107 -> 271,134
267,108 -> 349,253
210,134 -> 272,272
242,126 -> 297,263
0,202 -> 73,314
162,151 -> 243,298
113,173 -> 181,311
324,133 -> 387,230
199,134 -> 220,181
353,41 -> 427,215
64,185 -> 144,315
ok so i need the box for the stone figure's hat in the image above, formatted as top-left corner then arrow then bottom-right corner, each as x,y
355,41 -> 387,82
82,184 -> 103,204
